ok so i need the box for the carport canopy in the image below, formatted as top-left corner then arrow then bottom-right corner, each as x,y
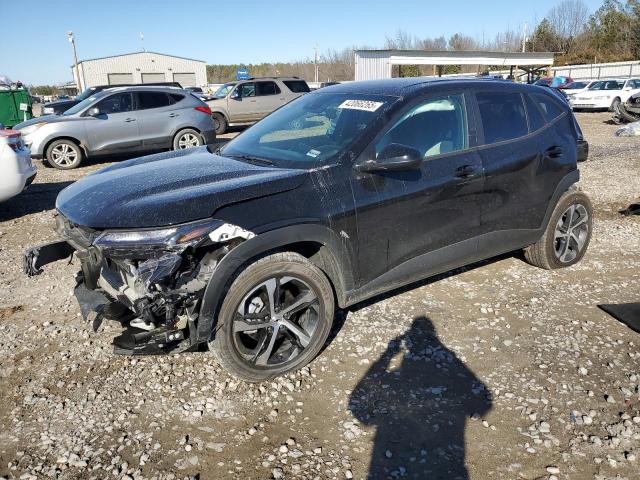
354,49 -> 555,81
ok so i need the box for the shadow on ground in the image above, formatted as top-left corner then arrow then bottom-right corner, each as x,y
349,316 -> 492,480
0,181 -> 73,221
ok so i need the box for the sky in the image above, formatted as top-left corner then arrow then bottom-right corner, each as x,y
0,0 -> 605,85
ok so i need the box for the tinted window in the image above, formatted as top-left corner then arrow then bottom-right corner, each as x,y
532,93 -> 564,122
96,92 -> 133,114
137,92 -> 172,110
376,94 -> 467,158
283,80 -> 311,93
169,93 -> 185,104
256,81 -> 281,96
239,83 -> 256,97
524,94 -> 546,131
477,92 -> 528,144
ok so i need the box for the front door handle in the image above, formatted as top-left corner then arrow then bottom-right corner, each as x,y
125,118 -> 136,123
544,146 -> 563,158
454,165 -> 479,179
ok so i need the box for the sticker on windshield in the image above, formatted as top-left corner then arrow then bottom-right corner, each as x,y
306,149 -> 321,158
338,99 -> 384,112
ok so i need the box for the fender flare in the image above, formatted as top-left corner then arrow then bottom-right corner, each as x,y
539,169 -> 580,231
196,223 -> 355,343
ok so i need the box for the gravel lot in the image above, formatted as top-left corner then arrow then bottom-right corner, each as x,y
0,113 -> 639,480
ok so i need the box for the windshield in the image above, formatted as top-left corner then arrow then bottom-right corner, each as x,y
564,82 -> 588,89
62,94 -> 100,116
213,83 -> 236,98
589,80 -> 624,91
75,87 -> 97,102
221,92 -> 396,168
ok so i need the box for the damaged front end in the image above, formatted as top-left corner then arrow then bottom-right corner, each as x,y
24,214 -> 255,355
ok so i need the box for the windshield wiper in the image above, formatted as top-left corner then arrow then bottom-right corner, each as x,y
225,154 -> 275,166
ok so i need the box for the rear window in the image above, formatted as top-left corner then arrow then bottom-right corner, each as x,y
476,91 -> 528,144
532,93 -> 564,122
137,92 -> 172,109
283,80 -> 310,93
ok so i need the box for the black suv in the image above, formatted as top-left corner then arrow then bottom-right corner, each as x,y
25,78 -> 592,382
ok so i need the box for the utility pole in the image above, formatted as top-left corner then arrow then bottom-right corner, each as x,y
67,31 -> 81,92
314,43 -> 319,84
522,23 -> 528,53
140,32 -> 146,52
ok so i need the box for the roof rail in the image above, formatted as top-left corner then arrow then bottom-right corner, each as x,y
246,76 -> 300,80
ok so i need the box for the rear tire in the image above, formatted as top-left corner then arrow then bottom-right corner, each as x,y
611,97 -> 621,114
173,128 -> 203,150
212,113 -> 227,135
209,252 -> 335,382
524,190 -> 593,270
46,139 -> 83,170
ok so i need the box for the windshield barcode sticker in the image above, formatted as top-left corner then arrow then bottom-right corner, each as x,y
338,100 -> 384,112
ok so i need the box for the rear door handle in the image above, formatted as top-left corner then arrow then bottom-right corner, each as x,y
544,146 -> 563,158
125,118 -> 136,123
454,165 -> 479,179
168,113 -> 179,118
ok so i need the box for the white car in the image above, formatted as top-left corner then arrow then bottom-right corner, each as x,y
0,128 -> 37,202
562,80 -> 596,100
569,78 -> 640,111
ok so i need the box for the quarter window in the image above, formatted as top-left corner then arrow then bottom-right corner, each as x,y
524,94 -> 546,132
256,81 -> 281,96
532,93 -> 564,122
96,92 -> 133,114
283,80 -> 311,93
477,92 -> 528,144
375,94 -> 468,159
137,92 -> 172,110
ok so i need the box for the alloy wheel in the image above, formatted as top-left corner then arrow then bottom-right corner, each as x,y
553,203 -> 589,263
50,143 -> 78,167
177,133 -> 200,149
232,276 -> 320,368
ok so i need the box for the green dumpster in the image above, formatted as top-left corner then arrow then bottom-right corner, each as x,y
0,88 -> 33,128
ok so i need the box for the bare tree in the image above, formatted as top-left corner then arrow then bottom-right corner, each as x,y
547,0 -> 590,52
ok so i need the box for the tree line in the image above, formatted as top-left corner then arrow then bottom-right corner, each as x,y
206,0 -> 640,83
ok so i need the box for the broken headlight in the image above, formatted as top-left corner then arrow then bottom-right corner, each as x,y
94,219 -> 225,256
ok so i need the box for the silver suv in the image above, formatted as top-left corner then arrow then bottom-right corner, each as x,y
207,77 -> 310,134
15,86 -> 216,169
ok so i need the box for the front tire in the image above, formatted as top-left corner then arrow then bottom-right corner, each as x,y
46,139 -> 83,169
524,190 -> 593,269
209,252 -> 335,382
173,128 -> 203,150
611,97 -> 622,114
212,113 -> 227,135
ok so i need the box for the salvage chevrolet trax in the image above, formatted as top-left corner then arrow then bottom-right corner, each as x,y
25,79 -> 592,382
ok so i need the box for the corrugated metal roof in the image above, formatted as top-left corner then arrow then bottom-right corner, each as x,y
77,51 -> 205,65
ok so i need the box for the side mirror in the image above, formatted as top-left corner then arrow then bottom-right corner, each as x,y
87,107 -> 101,117
355,143 -> 422,173
230,89 -> 240,100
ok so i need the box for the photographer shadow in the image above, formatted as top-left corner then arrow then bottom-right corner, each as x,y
349,316 -> 491,479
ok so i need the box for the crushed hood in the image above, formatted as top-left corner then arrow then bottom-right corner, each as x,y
56,147 -> 307,229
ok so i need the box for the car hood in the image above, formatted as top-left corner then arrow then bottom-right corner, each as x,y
56,147 -> 307,229
14,114 -> 70,129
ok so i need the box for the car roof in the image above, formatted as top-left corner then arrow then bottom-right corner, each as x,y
314,77 -> 536,97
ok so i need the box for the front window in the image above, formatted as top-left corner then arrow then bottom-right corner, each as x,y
221,93 -> 396,167
96,92 -> 133,113
375,94 -> 468,158
62,94 -> 101,116
212,83 -> 235,98
589,80 -> 624,91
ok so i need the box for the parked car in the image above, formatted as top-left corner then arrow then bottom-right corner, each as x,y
24,78 -> 591,381
185,86 -> 215,102
569,78 -> 640,111
534,76 -> 574,88
0,128 -> 37,202
15,86 -> 215,169
561,80 -> 596,100
41,82 -> 182,115
617,91 -> 640,122
207,77 -> 310,134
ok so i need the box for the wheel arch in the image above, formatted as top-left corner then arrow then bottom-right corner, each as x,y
537,170 -> 580,235
43,136 -> 87,158
196,224 -> 355,343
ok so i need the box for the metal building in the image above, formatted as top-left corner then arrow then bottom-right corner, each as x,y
72,51 -> 207,90
354,49 -> 555,81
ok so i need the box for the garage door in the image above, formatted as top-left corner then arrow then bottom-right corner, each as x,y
141,73 -> 166,84
173,73 -> 196,87
108,73 -> 133,85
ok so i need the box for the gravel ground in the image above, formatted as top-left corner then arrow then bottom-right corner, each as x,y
0,113 -> 639,480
